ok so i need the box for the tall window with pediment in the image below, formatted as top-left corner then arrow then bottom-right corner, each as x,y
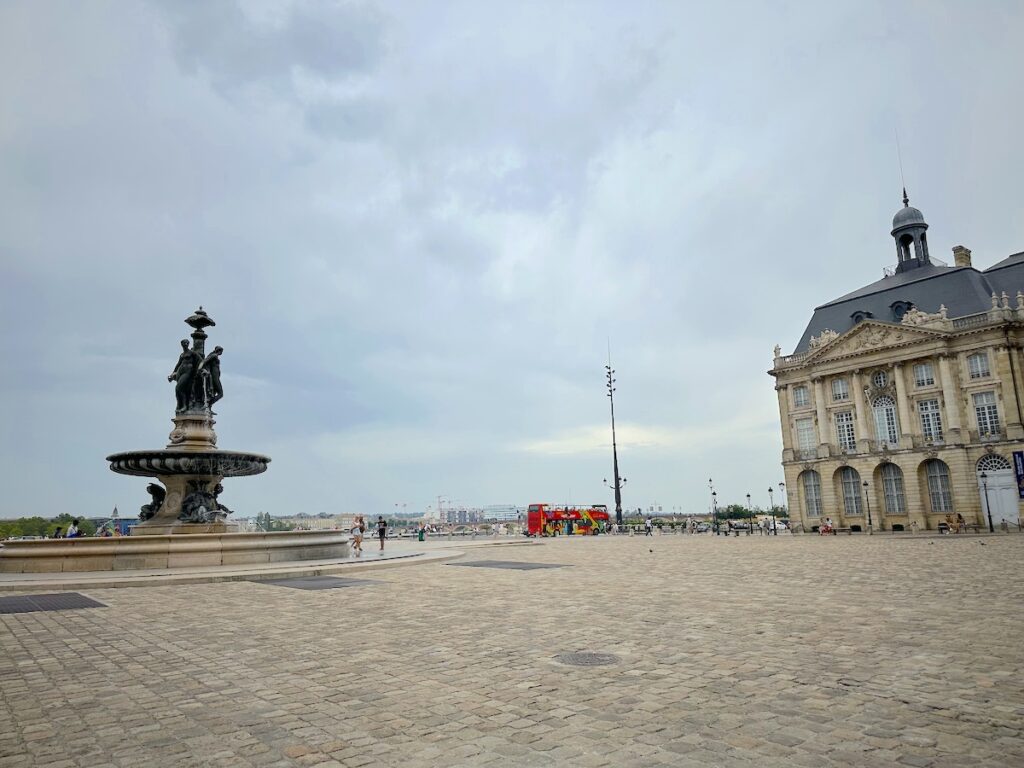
973,391 -> 1000,436
801,470 -> 822,518
925,460 -> 953,513
795,418 -> 816,452
919,399 -> 943,442
873,395 -> 899,444
835,411 -> 856,451
880,463 -> 907,515
840,467 -> 863,516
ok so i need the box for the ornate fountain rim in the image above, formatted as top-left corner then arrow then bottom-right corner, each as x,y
106,449 -> 271,478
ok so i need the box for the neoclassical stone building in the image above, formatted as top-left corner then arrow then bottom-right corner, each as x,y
771,192 -> 1024,532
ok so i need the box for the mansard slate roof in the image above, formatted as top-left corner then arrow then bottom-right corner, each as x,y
794,256 -> 1024,353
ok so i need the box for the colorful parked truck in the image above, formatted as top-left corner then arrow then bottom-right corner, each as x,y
526,504 -> 610,536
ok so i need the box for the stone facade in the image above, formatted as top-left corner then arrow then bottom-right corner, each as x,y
771,198 -> 1024,532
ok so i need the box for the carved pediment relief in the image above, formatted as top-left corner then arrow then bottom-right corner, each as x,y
808,329 -> 840,351
803,321 -> 945,365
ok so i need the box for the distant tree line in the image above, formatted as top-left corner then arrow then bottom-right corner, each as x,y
0,514 -> 98,539
623,505 -> 789,524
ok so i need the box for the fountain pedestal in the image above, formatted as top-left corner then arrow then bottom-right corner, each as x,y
104,308 -> 273,536
167,409 -> 218,451
0,307 -> 350,574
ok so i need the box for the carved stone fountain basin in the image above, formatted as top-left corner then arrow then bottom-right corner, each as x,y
107,450 -> 271,478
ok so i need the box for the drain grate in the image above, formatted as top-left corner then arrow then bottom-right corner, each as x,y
554,652 -> 621,667
448,560 -> 567,570
256,576 -> 379,590
0,593 -> 107,615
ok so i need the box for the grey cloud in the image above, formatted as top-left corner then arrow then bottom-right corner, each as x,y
158,0 -> 388,95
304,97 -> 390,140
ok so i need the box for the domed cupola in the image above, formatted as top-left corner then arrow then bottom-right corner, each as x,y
891,188 -> 930,273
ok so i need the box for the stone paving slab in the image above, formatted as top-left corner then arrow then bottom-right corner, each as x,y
1,534 -> 1022,767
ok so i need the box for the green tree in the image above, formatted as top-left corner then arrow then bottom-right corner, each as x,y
1,514 -> 96,539
719,504 -> 754,520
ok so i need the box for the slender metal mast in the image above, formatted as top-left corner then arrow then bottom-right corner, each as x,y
606,346 -> 625,527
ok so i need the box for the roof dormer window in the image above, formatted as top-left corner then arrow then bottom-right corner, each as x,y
890,301 -> 913,322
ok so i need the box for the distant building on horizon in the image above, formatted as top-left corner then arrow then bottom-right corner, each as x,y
480,505 -> 525,522
771,191 -> 1024,533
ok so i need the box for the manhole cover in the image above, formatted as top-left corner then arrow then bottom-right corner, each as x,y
0,593 -> 107,614
256,577 -> 379,590
448,560 -> 568,570
554,652 -> 621,667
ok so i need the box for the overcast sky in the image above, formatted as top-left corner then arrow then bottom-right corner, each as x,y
2,1 -> 1023,520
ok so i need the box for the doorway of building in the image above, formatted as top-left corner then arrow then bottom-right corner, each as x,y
976,454 -> 1021,528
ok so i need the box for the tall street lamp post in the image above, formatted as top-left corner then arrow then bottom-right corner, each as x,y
981,471 -> 994,533
778,482 -> 785,534
712,490 -> 719,536
605,359 -> 625,527
862,481 -> 873,535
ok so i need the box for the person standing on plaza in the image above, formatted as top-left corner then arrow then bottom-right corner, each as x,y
644,517 -> 653,536
350,516 -> 363,557
376,516 -> 387,551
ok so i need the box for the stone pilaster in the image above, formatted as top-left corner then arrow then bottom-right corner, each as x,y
851,370 -> 870,452
995,345 -> 1024,439
893,363 -> 913,448
776,384 -> 793,456
813,378 -> 829,458
938,354 -> 963,442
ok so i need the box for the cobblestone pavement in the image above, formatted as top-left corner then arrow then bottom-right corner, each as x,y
2,534 -> 1023,767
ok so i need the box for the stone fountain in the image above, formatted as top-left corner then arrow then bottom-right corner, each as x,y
106,307 -> 270,535
0,308 -> 348,573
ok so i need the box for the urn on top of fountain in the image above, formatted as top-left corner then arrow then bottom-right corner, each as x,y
106,308 -> 270,534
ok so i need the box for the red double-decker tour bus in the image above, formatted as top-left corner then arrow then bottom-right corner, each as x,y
525,504 -> 610,537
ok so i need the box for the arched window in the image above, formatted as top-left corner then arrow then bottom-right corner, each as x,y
898,235 -> 914,262
840,467 -> 863,516
873,395 -> 899,444
925,460 -> 953,513
976,454 -> 1011,472
801,471 -> 822,518
880,463 -> 907,515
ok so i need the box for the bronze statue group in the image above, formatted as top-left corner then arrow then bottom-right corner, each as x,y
168,339 -> 224,412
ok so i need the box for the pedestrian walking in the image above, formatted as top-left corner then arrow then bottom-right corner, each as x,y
376,516 -> 387,551
644,517 -> 653,536
350,516 -> 363,557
